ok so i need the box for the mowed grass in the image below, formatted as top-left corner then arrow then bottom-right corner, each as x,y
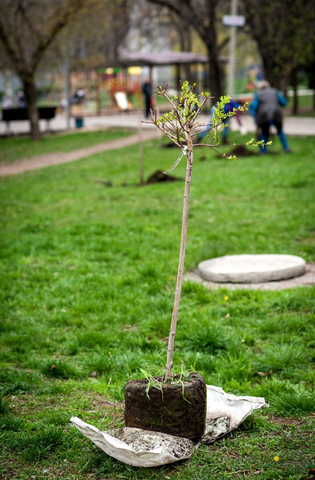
286,94 -> 315,116
0,128 -> 133,163
0,132 -> 315,479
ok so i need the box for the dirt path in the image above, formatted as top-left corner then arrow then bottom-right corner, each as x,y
0,129 -> 157,177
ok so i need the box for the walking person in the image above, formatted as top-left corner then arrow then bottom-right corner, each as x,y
142,78 -> 152,118
249,80 -> 291,154
17,90 -> 25,108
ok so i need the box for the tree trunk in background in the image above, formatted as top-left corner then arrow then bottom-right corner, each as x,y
242,0 -> 315,95
178,21 -> 192,83
202,1 -> 224,102
207,48 -> 223,103
257,44 -> 279,89
146,0 -> 224,101
311,60 -> 315,111
291,69 -> 298,115
23,76 -> 41,141
0,0 -> 89,141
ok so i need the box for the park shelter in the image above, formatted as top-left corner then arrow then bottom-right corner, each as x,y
97,50 -> 228,111
100,50 -> 228,88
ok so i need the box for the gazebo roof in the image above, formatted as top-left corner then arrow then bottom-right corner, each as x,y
102,51 -> 228,68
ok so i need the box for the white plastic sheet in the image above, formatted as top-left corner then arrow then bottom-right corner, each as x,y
70,418 -> 195,467
71,384 -> 268,467
202,385 -> 268,443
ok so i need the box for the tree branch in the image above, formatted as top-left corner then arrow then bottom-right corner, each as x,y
0,11 -> 24,75
31,0 -> 87,70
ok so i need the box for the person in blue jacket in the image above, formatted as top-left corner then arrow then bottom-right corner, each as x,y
198,98 -> 246,144
249,80 -> 291,154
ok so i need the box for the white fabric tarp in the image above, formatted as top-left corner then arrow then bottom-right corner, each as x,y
202,385 -> 268,443
71,384 -> 268,467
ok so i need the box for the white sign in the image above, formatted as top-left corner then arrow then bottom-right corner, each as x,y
223,15 -> 246,27
115,92 -> 129,111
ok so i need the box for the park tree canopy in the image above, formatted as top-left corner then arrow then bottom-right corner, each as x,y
0,0 -> 89,140
147,0 -> 315,103
146,0 -> 227,103
241,0 -> 315,92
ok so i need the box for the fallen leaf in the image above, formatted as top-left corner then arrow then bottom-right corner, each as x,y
257,370 -> 272,376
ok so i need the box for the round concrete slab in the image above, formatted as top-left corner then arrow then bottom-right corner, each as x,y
198,254 -> 306,284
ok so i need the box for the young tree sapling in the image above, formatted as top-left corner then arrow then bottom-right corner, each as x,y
144,81 -> 262,380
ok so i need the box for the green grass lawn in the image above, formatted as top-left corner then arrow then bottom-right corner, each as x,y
0,132 -> 315,479
286,94 -> 315,117
0,128 -> 133,164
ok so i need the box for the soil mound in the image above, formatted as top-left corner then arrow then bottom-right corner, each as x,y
145,170 -> 183,184
229,145 -> 257,157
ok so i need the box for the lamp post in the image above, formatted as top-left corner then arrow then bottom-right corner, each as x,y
223,0 -> 245,97
228,0 -> 237,97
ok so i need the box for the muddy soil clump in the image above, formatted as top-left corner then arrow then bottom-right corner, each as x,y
124,373 -> 206,442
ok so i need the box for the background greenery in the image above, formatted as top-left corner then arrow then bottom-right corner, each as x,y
0,132 -> 314,479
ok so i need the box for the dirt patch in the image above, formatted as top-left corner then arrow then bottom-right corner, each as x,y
228,145 -> 258,157
88,392 -> 124,409
269,416 -> 304,426
213,145 -> 258,160
124,372 -> 206,442
144,170 -> 184,185
160,141 -> 177,148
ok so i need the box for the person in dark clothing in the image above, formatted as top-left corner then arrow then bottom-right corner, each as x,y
17,90 -> 25,108
249,80 -> 290,154
142,78 -> 152,118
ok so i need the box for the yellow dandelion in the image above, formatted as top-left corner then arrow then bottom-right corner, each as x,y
274,456 -> 279,462
224,296 -> 229,301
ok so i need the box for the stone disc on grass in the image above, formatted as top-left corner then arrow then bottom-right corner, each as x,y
198,254 -> 306,284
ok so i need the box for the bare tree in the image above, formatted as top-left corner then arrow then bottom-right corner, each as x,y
146,0 -> 227,102
66,0 -> 132,69
0,0 -> 88,140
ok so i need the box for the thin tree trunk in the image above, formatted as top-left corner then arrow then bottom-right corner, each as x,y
165,128 -> 193,379
23,77 -> 41,141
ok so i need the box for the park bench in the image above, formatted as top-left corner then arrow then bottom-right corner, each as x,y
1,106 -> 57,134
